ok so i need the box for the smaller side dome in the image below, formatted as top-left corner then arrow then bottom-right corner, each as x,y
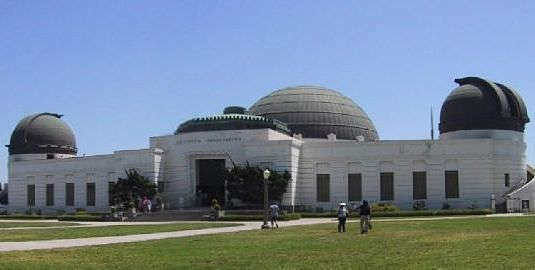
439,77 -> 529,134
7,113 -> 77,155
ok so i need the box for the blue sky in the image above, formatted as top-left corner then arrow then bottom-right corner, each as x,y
1,1 -> 535,182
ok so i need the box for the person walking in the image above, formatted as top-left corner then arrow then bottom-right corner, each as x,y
357,200 -> 371,234
270,202 -> 280,228
142,196 -> 149,214
337,203 -> 348,233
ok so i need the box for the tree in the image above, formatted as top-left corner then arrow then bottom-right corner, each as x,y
111,169 -> 157,208
223,163 -> 291,206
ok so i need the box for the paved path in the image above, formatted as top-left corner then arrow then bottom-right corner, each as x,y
0,218 -> 332,252
0,220 -> 220,231
0,214 -> 530,252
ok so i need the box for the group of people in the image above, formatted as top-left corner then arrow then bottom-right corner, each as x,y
269,200 -> 371,234
337,200 -> 371,234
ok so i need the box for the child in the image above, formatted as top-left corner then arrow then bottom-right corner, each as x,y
337,203 -> 348,232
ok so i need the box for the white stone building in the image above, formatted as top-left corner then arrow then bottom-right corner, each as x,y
5,77 -> 533,213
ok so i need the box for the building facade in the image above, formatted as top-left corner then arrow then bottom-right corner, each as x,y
6,77 -> 533,213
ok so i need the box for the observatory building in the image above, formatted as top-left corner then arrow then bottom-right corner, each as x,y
5,77 -> 533,213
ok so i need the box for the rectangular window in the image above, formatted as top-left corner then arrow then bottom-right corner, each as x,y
86,183 -> 96,207
316,174 -> 330,202
413,172 -> 427,200
66,183 -> 74,206
522,200 -> 530,209
380,173 -> 394,201
46,184 -> 54,206
108,182 -> 115,206
348,174 -> 362,201
27,184 -> 35,206
158,181 -> 165,193
445,170 -> 459,199
505,173 -> 510,187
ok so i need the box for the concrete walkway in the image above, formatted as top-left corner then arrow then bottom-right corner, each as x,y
0,213 -> 530,252
0,220 -> 218,231
0,218 -> 332,252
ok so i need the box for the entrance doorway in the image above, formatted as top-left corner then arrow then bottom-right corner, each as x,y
195,159 -> 226,207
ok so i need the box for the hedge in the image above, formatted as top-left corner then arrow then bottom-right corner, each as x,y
371,209 -> 494,217
299,209 -> 494,218
0,215 -> 57,220
57,215 -> 106,222
218,213 -> 301,221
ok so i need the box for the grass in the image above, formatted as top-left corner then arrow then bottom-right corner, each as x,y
0,223 -> 240,242
0,222 -> 78,228
1,216 -> 535,269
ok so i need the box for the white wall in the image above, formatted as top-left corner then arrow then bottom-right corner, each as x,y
149,129 -> 298,209
294,137 -> 525,211
8,149 -> 162,213
7,127 -> 527,213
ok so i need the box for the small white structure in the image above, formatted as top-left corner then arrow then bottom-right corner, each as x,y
5,77 -> 532,213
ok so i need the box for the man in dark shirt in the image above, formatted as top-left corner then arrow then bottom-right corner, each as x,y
357,200 -> 371,234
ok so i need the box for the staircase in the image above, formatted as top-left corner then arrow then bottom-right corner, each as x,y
132,208 -> 214,221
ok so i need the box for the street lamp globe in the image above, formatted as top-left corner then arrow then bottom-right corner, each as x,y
263,169 -> 271,180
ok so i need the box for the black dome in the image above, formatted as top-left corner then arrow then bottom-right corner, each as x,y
175,113 -> 291,135
7,113 -> 77,155
249,86 -> 379,141
439,77 -> 529,134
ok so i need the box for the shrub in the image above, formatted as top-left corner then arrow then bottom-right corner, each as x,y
298,209 -> 494,218
371,203 -> 400,212
218,213 -> 301,221
0,214 -> 56,220
58,215 -> 105,222
442,202 -> 451,210
224,164 -> 291,205
371,209 -> 494,218
412,200 -> 427,210
225,210 -> 264,216
212,199 -> 221,211
300,212 -> 337,218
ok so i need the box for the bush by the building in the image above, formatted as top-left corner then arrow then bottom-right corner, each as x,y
218,213 -> 301,221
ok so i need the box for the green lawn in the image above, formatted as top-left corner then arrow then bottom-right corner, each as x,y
0,222 -> 79,228
0,223 -> 240,242
1,216 -> 534,269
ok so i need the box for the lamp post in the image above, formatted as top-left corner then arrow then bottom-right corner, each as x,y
262,169 -> 271,229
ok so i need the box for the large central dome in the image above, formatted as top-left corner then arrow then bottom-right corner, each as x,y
249,85 -> 379,141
